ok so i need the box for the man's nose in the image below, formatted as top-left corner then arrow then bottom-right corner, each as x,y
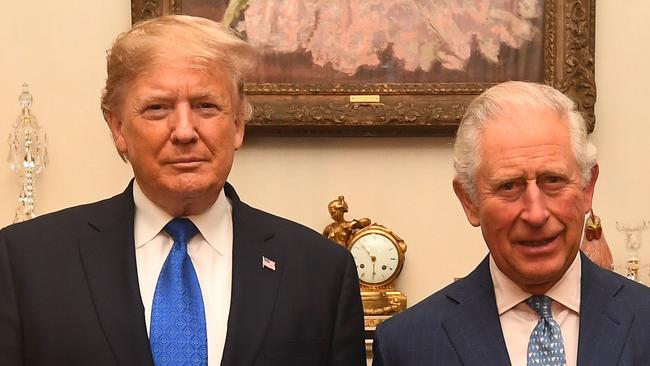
520,181 -> 550,226
170,103 -> 198,143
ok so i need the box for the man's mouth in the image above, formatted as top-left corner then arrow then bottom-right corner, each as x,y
169,157 -> 204,163
167,159 -> 205,168
519,235 -> 559,247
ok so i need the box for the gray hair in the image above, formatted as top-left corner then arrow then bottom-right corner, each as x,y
101,15 -> 258,122
453,81 -> 597,202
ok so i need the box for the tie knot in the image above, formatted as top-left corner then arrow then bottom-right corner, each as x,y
164,218 -> 198,243
526,295 -> 553,318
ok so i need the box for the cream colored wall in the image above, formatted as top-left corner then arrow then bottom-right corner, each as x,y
1,1 -> 649,310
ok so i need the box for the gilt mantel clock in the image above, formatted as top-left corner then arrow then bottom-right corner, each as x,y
323,196 -> 407,328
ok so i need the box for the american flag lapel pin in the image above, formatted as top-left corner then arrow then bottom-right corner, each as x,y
262,256 -> 276,271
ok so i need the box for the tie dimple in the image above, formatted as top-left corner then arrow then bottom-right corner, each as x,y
164,217 -> 199,244
527,295 -> 553,318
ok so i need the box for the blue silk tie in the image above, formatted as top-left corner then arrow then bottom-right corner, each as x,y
150,218 -> 208,366
526,295 -> 567,366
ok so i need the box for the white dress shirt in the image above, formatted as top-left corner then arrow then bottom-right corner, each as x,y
490,253 -> 581,366
133,181 -> 233,366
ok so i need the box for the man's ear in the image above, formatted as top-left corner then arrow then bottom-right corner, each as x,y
453,179 -> 480,227
233,115 -> 245,151
105,112 -> 128,158
582,164 -> 599,213
233,99 -> 247,151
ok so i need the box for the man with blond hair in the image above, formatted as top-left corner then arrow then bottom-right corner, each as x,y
0,16 -> 365,366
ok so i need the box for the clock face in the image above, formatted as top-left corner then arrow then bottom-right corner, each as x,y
350,232 -> 400,285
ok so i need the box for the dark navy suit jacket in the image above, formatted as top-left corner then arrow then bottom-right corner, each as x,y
0,182 -> 365,366
373,253 -> 650,365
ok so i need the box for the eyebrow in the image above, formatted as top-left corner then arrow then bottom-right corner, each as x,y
486,175 -> 525,187
133,91 -> 177,105
189,92 -> 226,102
133,90 -> 228,105
488,166 -> 572,184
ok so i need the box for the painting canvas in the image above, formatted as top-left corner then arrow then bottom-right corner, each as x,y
132,0 -> 595,136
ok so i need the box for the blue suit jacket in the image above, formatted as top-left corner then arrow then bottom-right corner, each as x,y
0,182 -> 365,366
373,253 -> 650,365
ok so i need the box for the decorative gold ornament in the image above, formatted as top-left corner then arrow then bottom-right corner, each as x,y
323,195 -> 370,247
580,209 -> 613,270
323,196 -> 407,327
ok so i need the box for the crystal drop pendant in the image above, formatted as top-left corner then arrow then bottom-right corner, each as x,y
8,83 -> 47,223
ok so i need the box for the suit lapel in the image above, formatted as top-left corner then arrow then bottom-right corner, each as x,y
577,253 -> 633,365
440,253 -> 635,366
78,183 -> 153,366
221,184 -> 283,366
442,257 -> 511,366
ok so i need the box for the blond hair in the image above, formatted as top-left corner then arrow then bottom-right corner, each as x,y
101,15 -> 257,121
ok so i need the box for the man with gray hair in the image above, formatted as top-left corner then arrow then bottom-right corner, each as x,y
372,81 -> 650,365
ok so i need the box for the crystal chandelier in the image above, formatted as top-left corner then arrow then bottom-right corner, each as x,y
7,83 -> 48,223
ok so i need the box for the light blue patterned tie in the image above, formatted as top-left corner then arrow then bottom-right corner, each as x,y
526,295 -> 566,366
150,218 -> 207,366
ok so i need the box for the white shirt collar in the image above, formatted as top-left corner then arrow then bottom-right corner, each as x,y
132,180 -> 232,256
490,251 -> 581,315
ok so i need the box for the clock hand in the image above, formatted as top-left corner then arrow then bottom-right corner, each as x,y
361,243 -> 373,258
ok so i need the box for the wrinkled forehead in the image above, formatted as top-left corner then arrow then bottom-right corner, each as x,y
114,56 -> 241,107
481,104 -> 569,144
478,106 -> 575,164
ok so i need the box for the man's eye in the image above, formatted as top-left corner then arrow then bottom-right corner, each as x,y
194,102 -> 222,117
195,102 -> 218,110
541,176 -> 565,186
540,176 -> 567,191
141,104 -> 168,119
495,180 -> 525,198
142,104 -> 168,113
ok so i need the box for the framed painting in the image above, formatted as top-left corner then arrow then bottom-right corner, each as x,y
131,0 -> 595,136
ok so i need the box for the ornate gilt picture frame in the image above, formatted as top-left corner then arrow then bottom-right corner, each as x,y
131,0 -> 595,137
